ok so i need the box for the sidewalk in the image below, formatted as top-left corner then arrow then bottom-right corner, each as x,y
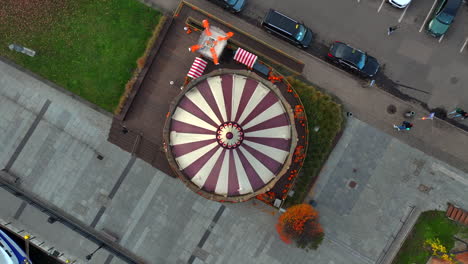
185,0 -> 468,174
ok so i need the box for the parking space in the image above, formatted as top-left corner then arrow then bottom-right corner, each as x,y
238,0 -> 468,111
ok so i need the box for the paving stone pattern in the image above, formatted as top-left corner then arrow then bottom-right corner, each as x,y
1,50 -> 468,263
313,118 -> 468,263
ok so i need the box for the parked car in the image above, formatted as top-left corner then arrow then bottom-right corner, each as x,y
427,0 -> 462,37
388,0 -> 412,8
208,0 -> 246,13
327,41 -> 380,78
261,9 -> 313,48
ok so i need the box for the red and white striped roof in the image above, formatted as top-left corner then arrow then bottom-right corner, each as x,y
234,48 -> 258,68
168,73 -> 294,198
187,57 -> 208,79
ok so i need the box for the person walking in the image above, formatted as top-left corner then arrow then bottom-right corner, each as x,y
387,25 -> 398,35
393,121 -> 413,131
447,108 -> 467,119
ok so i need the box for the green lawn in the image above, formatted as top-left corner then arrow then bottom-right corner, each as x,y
284,78 -> 343,207
393,210 -> 468,264
0,0 -> 161,112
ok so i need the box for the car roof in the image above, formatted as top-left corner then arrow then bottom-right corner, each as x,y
442,0 -> 462,15
331,42 -> 365,65
265,9 -> 299,34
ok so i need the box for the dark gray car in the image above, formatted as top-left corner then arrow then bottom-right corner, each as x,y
327,41 -> 380,78
261,9 -> 313,48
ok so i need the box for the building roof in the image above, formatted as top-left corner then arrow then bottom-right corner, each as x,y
166,71 -> 296,201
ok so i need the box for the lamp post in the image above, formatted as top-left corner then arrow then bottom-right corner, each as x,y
23,235 -> 30,258
85,244 -> 104,261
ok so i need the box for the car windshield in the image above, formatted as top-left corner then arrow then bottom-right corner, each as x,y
226,0 -> 238,5
295,24 -> 307,42
333,44 -> 366,69
436,13 -> 454,25
357,54 -> 366,69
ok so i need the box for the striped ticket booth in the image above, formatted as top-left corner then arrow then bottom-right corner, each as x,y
234,48 -> 258,69
187,57 -> 208,79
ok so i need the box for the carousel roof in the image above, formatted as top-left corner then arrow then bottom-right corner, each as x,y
167,72 -> 295,199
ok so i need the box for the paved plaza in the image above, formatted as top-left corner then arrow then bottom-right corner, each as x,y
313,118 -> 468,263
1,57 -> 468,264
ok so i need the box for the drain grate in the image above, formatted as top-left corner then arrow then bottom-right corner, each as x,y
387,104 -> 397,114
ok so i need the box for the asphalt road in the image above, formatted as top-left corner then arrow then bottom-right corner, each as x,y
235,0 -> 468,111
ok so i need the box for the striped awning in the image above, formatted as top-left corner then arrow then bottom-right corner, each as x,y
187,57 -> 208,79
234,48 -> 258,68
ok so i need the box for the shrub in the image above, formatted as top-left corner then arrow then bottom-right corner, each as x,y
284,78 -> 343,207
276,204 -> 324,250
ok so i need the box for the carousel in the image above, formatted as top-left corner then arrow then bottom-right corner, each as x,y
162,19 -> 300,202
164,69 -> 298,202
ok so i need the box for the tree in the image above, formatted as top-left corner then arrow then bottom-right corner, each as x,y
276,204 -> 324,250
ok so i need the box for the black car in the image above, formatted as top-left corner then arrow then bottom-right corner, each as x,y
327,41 -> 380,78
208,0 -> 246,13
261,9 -> 313,48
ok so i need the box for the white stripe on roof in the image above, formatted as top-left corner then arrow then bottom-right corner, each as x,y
185,88 -> 221,125
231,75 -> 246,121
175,142 -> 218,170
233,150 -> 254,194
208,76 -> 227,122
237,82 -> 268,125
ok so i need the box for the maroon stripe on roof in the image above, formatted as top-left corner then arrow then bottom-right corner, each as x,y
244,114 -> 290,133
172,139 -> 217,158
227,151 -> 240,196
240,91 -> 278,126
197,80 -> 225,124
178,96 -> 219,128
171,120 -> 214,134
221,75 -> 233,121
202,149 -> 227,193
245,137 -> 290,151
234,78 -> 258,121
241,144 -> 282,174
236,149 -> 265,191
183,145 -> 220,179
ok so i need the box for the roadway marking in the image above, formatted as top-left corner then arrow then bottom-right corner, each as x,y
13,201 -> 27,220
188,205 -> 226,264
460,37 -> 468,53
378,0 -> 386,12
89,156 -> 136,228
4,99 -> 51,171
419,0 -> 438,32
398,3 -> 410,23
438,34 -> 444,43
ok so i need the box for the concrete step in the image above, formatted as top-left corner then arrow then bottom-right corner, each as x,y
447,204 -> 455,217
377,206 -> 420,264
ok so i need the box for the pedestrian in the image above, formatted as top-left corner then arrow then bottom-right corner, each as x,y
387,25 -> 398,35
393,121 -> 413,131
457,110 -> 468,120
447,108 -> 467,119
